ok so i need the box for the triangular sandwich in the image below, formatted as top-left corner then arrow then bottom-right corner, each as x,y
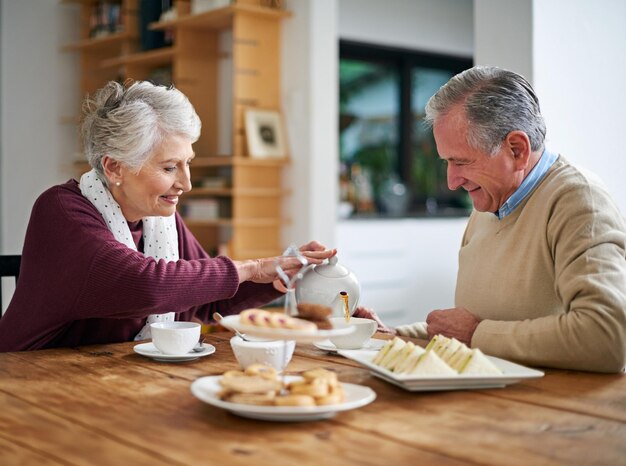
374,337 -> 407,368
458,349 -> 502,375
394,345 -> 426,374
384,341 -> 416,372
408,350 -> 457,376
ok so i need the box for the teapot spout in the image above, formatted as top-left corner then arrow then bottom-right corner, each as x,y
331,291 -> 351,320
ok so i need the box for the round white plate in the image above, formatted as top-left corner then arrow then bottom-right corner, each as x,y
219,315 -> 355,343
191,375 -> 376,422
313,338 -> 387,354
134,342 -> 216,362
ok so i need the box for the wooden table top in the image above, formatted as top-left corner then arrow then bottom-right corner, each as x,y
1,331 -> 624,466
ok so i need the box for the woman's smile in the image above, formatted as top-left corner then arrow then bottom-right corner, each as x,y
160,194 -> 180,205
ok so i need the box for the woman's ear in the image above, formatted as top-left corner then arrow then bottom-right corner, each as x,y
505,131 -> 532,169
101,155 -> 123,186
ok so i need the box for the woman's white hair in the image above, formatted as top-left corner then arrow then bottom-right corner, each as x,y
424,66 -> 546,156
81,81 -> 201,183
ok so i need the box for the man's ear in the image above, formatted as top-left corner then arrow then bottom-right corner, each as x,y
101,155 -> 123,185
505,131 -> 531,169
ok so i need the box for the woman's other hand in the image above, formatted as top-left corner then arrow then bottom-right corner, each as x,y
354,306 -> 396,335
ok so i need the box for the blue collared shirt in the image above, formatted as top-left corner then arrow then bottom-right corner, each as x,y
496,148 -> 558,219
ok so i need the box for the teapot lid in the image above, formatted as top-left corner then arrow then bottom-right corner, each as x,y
312,256 -> 349,278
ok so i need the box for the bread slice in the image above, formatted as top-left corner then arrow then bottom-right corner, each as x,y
384,341 -> 415,372
394,346 -> 426,374
447,345 -> 473,372
373,337 -> 406,367
372,338 -> 396,365
437,337 -> 464,363
408,350 -> 457,376
424,334 -> 447,353
458,349 -> 502,375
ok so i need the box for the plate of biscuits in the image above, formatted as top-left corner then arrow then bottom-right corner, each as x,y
190,365 -> 376,422
219,306 -> 356,344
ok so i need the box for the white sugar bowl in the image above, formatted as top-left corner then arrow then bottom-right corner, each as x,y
230,336 -> 296,373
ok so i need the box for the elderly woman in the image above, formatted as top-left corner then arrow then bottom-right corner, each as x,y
0,81 -> 335,351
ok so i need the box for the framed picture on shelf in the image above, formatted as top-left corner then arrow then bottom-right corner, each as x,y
244,109 -> 287,158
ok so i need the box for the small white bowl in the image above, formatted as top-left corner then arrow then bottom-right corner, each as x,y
230,336 -> 295,372
329,317 -> 377,350
150,321 -> 200,355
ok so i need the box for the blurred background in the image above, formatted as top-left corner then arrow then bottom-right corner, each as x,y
1,0 -> 625,325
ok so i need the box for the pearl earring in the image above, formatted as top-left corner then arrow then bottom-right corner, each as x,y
115,181 -> 121,186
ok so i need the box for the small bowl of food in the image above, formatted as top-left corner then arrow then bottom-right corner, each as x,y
230,336 -> 296,373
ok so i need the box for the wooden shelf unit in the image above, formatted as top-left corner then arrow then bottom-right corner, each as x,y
65,0 -> 291,259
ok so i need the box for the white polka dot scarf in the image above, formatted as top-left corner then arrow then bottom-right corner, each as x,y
79,169 -> 178,340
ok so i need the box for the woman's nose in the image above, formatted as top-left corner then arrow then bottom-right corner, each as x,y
177,166 -> 192,192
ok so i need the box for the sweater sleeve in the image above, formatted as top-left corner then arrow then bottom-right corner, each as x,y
472,179 -> 626,373
396,322 -> 429,339
172,213 -> 283,322
52,183 -> 243,320
72,205 -> 283,320
73,243 -> 241,319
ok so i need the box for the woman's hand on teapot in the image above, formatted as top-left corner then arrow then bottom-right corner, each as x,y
271,241 -> 336,289
235,241 -> 336,284
298,241 -> 337,263
234,256 -> 301,284
354,306 -> 396,335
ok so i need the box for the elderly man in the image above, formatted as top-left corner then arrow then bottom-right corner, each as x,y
357,66 -> 626,373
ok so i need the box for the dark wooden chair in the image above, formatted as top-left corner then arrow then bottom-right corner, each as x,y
0,255 -> 21,315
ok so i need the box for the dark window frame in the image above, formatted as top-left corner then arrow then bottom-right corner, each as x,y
340,40 -> 473,216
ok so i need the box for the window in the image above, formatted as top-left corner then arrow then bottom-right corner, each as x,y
339,41 -> 473,218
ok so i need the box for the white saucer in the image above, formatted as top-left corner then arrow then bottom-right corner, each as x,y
313,338 -> 387,353
133,342 -> 216,362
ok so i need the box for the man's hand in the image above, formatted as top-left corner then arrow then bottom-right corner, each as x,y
425,307 -> 481,346
353,306 -> 396,335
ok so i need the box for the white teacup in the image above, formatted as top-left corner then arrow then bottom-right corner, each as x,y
329,317 -> 377,350
150,321 -> 201,355
230,336 -> 295,372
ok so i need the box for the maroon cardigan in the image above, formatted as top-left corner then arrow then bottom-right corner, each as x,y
0,180 -> 280,351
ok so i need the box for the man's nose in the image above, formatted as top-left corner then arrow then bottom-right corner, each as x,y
447,164 -> 465,191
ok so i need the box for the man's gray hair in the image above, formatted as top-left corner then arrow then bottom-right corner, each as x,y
424,66 -> 546,155
81,81 -> 201,183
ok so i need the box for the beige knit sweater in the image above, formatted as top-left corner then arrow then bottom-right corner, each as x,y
398,156 -> 626,373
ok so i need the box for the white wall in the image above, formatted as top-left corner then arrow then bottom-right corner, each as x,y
0,0 -> 78,253
282,0 -> 338,248
0,0 -> 79,310
474,0 -> 626,214
337,218 -> 467,326
334,0 -> 474,325
339,0 -> 473,56
532,0 -> 626,214
474,0 -> 533,81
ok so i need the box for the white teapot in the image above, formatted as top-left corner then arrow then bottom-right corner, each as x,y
295,256 -> 361,317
